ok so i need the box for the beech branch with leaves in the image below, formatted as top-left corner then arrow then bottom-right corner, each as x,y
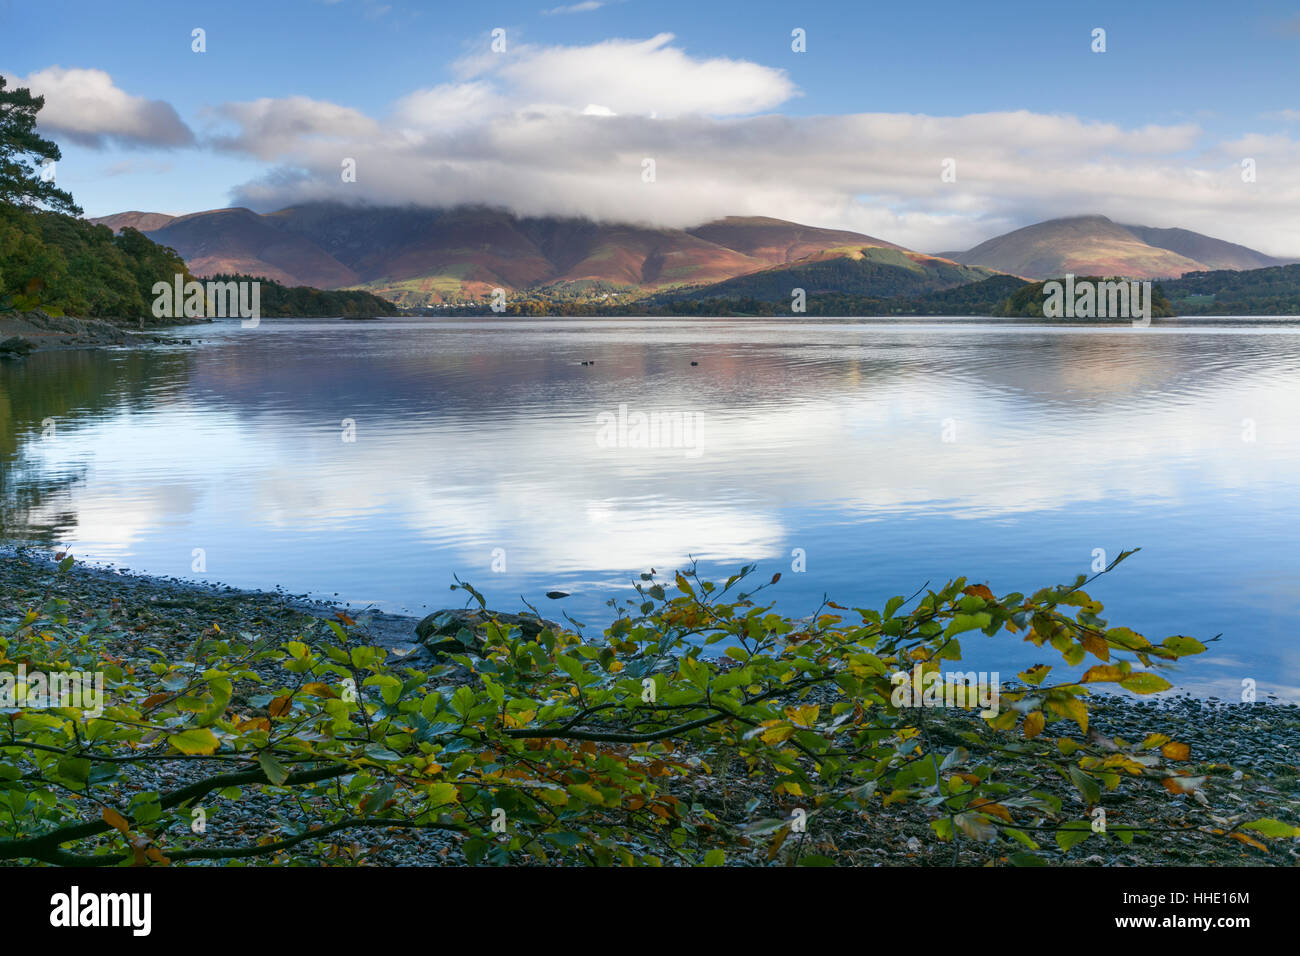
1,552 -> 1294,866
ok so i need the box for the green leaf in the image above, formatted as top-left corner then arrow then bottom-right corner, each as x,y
1056,822 -> 1092,852
55,756 -> 91,789
1068,765 -> 1101,806
1004,827 -> 1040,850
945,613 -> 991,638
1240,818 -> 1300,839
197,674 -> 232,726
1161,635 -> 1206,656
1118,672 -> 1172,695
167,728 -> 219,755
427,782 -> 458,806
257,751 -> 289,785
1105,627 -> 1150,650
1009,851 -> 1048,866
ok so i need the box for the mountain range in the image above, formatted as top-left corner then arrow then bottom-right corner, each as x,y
89,206 -> 1293,306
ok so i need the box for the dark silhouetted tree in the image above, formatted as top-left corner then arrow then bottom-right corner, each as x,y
0,76 -> 81,216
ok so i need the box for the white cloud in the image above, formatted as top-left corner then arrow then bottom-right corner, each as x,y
8,67 -> 194,149
543,1 -> 605,13
390,82 -> 504,133
210,96 -> 379,160
467,33 -> 796,117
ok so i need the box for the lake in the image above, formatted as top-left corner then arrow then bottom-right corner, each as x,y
2,316 -> 1298,700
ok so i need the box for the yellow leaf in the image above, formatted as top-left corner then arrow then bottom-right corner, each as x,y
504,709 -> 536,728
1018,664 -> 1052,686
767,826 -> 790,860
783,704 -> 819,728
300,682 -> 337,698
1100,754 -> 1149,775
1081,665 -> 1125,683
760,722 -> 796,745
1058,695 -> 1088,735
569,783 -> 604,804
1023,711 -> 1045,739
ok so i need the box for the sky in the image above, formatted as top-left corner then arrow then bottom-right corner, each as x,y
5,0 -> 1300,253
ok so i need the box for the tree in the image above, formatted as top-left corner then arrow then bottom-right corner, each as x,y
0,76 -> 81,216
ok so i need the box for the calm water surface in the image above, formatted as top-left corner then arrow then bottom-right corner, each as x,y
3,317 -> 1298,699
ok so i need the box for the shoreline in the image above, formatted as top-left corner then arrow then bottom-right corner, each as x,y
0,311 -> 209,356
0,546 -> 425,653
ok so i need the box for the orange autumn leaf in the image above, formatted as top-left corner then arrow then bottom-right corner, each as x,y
1080,631 -> 1110,661
1160,741 -> 1191,761
969,798 -> 1013,822
1229,831 -> 1268,852
101,807 -> 131,834
1161,775 -> 1206,794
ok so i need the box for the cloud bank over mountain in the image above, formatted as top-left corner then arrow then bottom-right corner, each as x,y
16,34 -> 1300,254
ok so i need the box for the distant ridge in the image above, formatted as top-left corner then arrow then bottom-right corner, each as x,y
89,204 -> 910,306
89,211 -> 176,234
1119,224 -> 1290,272
941,215 -> 1288,280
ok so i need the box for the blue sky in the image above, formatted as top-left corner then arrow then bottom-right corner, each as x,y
6,0 -> 1300,251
